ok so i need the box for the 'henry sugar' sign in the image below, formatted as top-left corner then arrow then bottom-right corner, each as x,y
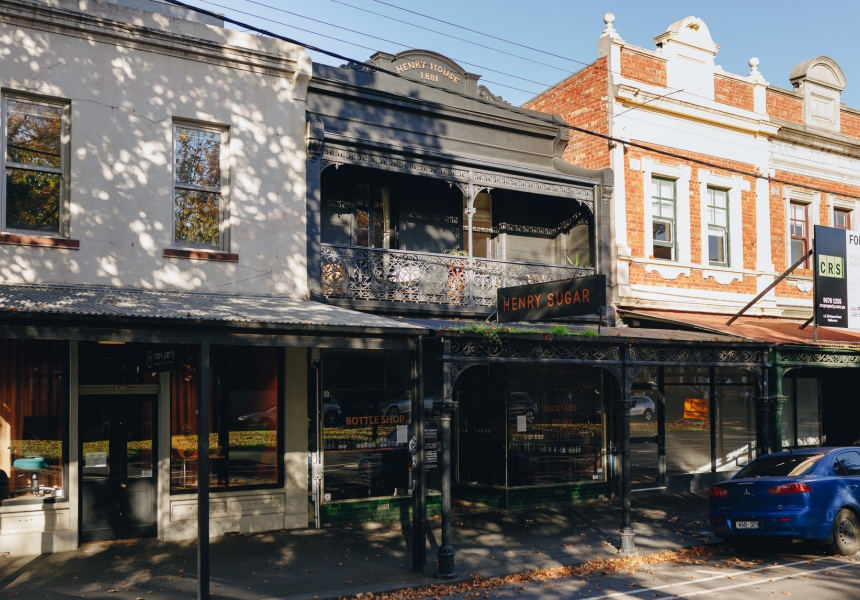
814,224 -> 860,329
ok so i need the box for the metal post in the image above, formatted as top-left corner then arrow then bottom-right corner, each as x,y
466,176 -> 476,307
617,397 -> 636,556
412,337 -> 426,572
197,341 -> 210,600
617,343 -> 635,556
437,339 -> 457,579
754,396 -> 771,457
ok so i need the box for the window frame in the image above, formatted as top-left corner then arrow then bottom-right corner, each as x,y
650,176 -> 677,261
171,121 -> 230,252
706,186 -> 730,267
1,92 -> 71,237
789,200 -> 811,268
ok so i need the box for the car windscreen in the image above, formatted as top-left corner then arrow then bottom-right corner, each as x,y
734,454 -> 823,478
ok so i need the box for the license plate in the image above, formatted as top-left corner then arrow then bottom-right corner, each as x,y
735,520 -> 760,530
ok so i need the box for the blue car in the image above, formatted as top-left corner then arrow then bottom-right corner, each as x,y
710,447 -> 860,555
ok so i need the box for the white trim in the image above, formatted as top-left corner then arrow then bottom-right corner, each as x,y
697,170 -> 747,270
642,158 -> 691,263
0,92 -> 71,237
828,194 -> 857,231
171,120 -> 231,252
784,188 -> 819,268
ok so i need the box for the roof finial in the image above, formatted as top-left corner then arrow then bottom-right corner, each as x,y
747,57 -> 766,83
602,13 -> 619,38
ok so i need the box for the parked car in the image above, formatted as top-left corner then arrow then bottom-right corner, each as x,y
630,396 -> 655,421
509,392 -> 538,422
709,447 -> 860,555
237,406 -> 276,429
376,396 -> 441,418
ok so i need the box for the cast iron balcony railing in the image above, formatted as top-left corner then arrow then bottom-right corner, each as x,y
320,244 -> 595,307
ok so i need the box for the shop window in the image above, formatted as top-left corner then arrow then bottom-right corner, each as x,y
651,177 -> 677,260
2,95 -> 70,236
319,349 -> 433,500
0,339 -> 67,502
781,377 -> 821,448
170,345 -> 282,492
173,123 -> 228,250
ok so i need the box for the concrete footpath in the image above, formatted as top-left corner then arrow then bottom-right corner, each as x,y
0,491 -> 715,600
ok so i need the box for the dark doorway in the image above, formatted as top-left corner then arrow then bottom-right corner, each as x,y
80,392 -> 157,543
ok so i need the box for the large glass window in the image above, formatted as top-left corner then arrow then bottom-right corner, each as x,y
0,339 -> 66,501
173,124 -> 227,249
664,368 -> 711,475
456,363 -> 603,488
707,187 -> 729,267
651,177 -> 676,261
319,349 -> 433,500
790,201 -> 810,267
781,377 -> 821,448
2,96 -> 69,235
170,345 -> 282,492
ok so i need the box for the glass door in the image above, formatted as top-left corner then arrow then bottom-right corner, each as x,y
80,392 -> 157,543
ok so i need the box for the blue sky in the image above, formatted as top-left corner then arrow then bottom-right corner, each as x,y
192,0 -> 860,108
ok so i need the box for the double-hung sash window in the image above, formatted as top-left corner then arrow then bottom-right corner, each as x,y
651,177 -> 677,261
2,96 -> 69,235
790,201 -> 810,267
706,187 -> 729,267
173,124 -> 227,249
834,207 -> 851,230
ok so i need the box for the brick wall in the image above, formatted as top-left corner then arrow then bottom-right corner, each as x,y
523,58 -> 610,170
769,171 -> 860,299
714,75 -> 754,111
620,48 -> 667,87
841,109 -> 860,141
766,88 -> 802,124
623,142 -> 759,294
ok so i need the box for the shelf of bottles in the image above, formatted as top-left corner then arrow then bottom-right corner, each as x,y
509,423 -> 603,484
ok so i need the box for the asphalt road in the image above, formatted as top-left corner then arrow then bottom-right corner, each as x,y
436,544 -> 860,599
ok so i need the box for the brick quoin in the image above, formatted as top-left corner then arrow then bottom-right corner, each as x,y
765,88 -> 802,124
524,57 -> 610,170
620,48 -> 667,88
714,75 -> 754,111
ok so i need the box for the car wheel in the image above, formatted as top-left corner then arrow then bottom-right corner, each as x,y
324,410 -> 339,426
643,408 -> 653,421
259,417 -> 274,430
386,406 -> 400,417
828,508 -> 860,555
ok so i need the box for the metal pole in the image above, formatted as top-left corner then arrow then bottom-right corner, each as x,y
618,343 -> 635,556
618,397 -> 636,555
726,248 -> 813,325
437,339 -> 457,579
412,337 -> 426,572
197,341 -> 210,600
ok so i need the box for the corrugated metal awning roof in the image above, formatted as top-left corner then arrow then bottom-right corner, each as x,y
619,309 -> 860,348
0,283 -> 425,333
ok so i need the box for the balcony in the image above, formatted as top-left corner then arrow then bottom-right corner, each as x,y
321,244 -> 594,308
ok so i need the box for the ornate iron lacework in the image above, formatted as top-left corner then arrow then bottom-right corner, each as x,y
496,213 -> 590,238
778,350 -> 860,367
447,338 -> 620,362
631,346 -> 764,366
320,147 -> 595,201
321,244 -> 594,307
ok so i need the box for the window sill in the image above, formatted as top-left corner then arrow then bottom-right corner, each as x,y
163,248 -> 239,262
0,234 -> 79,249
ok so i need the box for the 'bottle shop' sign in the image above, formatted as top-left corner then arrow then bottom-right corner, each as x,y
496,275 -> 606,323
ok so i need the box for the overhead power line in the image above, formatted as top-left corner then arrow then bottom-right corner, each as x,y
162,0 -> 860,203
